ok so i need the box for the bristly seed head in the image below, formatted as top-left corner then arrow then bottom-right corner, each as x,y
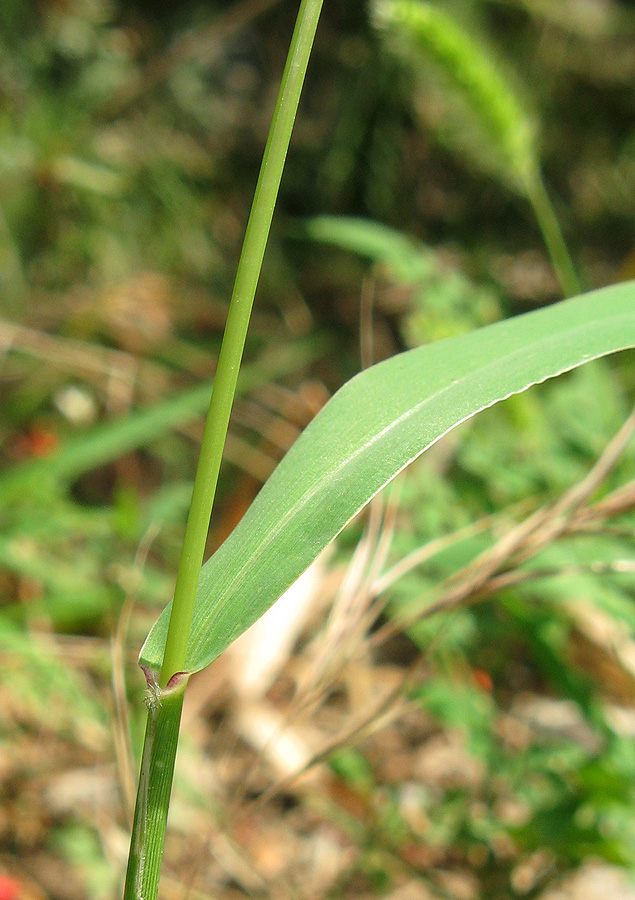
371,0 -> 537,189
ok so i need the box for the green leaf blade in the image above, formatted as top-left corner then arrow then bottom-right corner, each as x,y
140,283 -> 635,676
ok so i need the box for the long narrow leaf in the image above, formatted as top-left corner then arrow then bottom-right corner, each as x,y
141,283 -> 635,676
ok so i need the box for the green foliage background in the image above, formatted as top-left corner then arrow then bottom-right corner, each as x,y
0,1 -> 634,898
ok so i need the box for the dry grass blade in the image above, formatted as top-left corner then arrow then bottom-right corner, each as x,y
111,523 -> 162,823
253,667 -> 416,810
0,318 -> 149,391
372,406 -> 635,649
302,496 -> 387,697
231,399 -> 303,453
370,506 -> 528,597
533,405 -> 635,520
574,479 -> 635,527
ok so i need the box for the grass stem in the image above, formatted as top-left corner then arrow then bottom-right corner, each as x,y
525,168 -> 581,297
122,2 -> 324,897
159,0 -> 325,688
123,676 -> 187,900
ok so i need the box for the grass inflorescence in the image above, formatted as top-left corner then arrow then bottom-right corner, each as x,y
372,0 -> 580,295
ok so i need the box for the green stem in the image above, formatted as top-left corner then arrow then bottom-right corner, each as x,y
123,2 -> 324,897
525,168 -> 581,298
123,675 -> 187,900
159,0 -> 325,688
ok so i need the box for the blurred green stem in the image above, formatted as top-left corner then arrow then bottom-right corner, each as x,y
122,0 -> 324,897
525,168 -> 581,297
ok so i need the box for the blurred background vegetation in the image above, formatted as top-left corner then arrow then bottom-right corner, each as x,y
0,1 -> 634,898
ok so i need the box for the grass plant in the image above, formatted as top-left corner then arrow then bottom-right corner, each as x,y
123,1 -> 325,896
124,2 -> 635,897
0,2 -> 634,898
